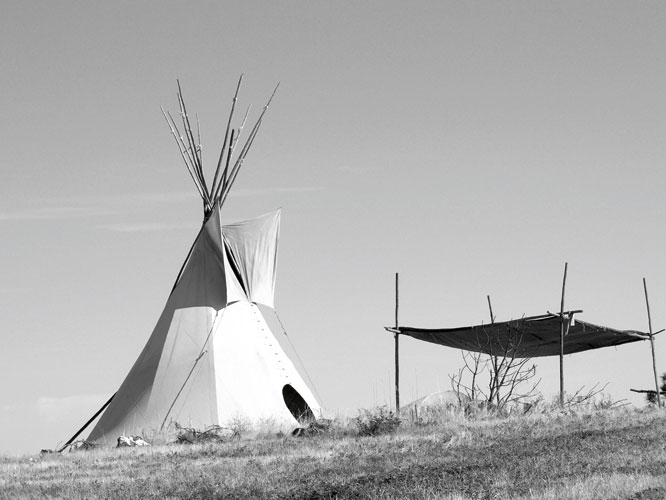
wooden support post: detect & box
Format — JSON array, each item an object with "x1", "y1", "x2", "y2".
[
  {"x1": 643, "y1": 278, "x2": 662, "y2": 408},
  {"x1": 394, "y1": 272, "x2": 400, "y2": 414},
  {"x1": 487, "y1": 295, "x2": 499, "y2": 406},
  {"x1": 559, "y1": 262, "x2": 568, "y2": 407}
]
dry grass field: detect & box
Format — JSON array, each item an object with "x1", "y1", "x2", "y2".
[{"x1": 2, "y1": 406, "x2": 666, "y2": 500}]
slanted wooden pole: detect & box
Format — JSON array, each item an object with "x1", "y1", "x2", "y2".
[
  {"x1": 559, "y1": 262, "x2": 568, "y2": 407},
  {"x1": 211, "y1": 74, "x2": 243, "y2": 199},
  {"x1": 394, "y1": 272, "x2": 400, "y2": 414},
  {"x1": 643, "y1": 278, "x2": 662, "y2": 408},
  {"x1": 58, "y1": 393, "x2": 116, "y2": 452}
]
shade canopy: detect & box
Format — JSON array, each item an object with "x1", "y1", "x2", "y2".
[{"x1": 390, "y1": 312, "x2": 652, "y2": 358}]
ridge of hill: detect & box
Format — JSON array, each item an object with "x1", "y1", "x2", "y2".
[{"x1": 1, "y1": 407, "x2": 665, "y2": 499}]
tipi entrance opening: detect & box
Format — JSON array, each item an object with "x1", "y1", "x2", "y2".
[{"x1": 282, "y1": 384, "x2": 315, "y2": 424}]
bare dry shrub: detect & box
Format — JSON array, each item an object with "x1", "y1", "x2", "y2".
[
  {"x1": 450, "y1": 318, "x2": 540, "y2": 414},
  {"x1": 175, "y1": 424, "x2": 229, "y2": 444}
]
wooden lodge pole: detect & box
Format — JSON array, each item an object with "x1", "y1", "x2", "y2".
[
  {"x1": 643, "y1": 278, "x2": 662, "y2": 408},
  {"x1": 394, "y1": 272, "x2": 400, "y2": 414},
  {"x1": 559, "y1": 262, "x2": 568, "y2": 407},
  {"x1": 58, "y1": 392, "x2": 116, "y2": 452}
]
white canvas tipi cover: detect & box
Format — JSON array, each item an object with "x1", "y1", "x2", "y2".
[{"x1": 87, "y1": 208, "x2": 320, "y2": 443}]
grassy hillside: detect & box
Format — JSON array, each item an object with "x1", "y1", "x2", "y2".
[{"x1": 2, "y1": 407, "x2": 665, "y2": 500}]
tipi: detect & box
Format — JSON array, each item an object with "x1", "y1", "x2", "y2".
[{"x1": 78, "y1": 78, "x2": 321, "y2": 445}]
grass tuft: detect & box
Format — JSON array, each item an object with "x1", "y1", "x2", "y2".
[{"x1": 354, "y1": 407, "x2": 401, "y2": 436}]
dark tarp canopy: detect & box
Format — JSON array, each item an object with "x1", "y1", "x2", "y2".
[{"x1": 388, "y1": 312, "x2": 652, "y2": 358}]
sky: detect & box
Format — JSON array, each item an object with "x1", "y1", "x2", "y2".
[{"x1": 2, "y1": 1, "x2": 666, "y2": 456}]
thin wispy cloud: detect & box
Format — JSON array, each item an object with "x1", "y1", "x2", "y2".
[
  {"x1": 55, "y1": 187, "x2": 323, "y2": 205},
  {"x1": 0, "y1": 206, "x2": 120, "y2": 222},
  {"x1": 99, "y1": 222, "x2": 193, "y2": 232},
  {"x1": 35, "y1": 394, "x2": 108, "y2": 424},
  {"x1": 0, "y1": 186, "x2": 322, "y2": 224},
  {"x1": 229, "y1": 186, "x2": 324, "y2": 197},
  {"x1": 338, "y1": 164, "x2": 374, "y2": 175},
  {"x1": 0, "y1": 192, "x2": 192, "y2": 223},
  {"x1": 101, "y1": 191, "x2": 194, "y2": 204},
  {"x1": 45, "y1": 191, "x2": 194, "y2": 207},
  {"x1": 1, "y1": 394, "x2": 109, "y2": 424}
]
